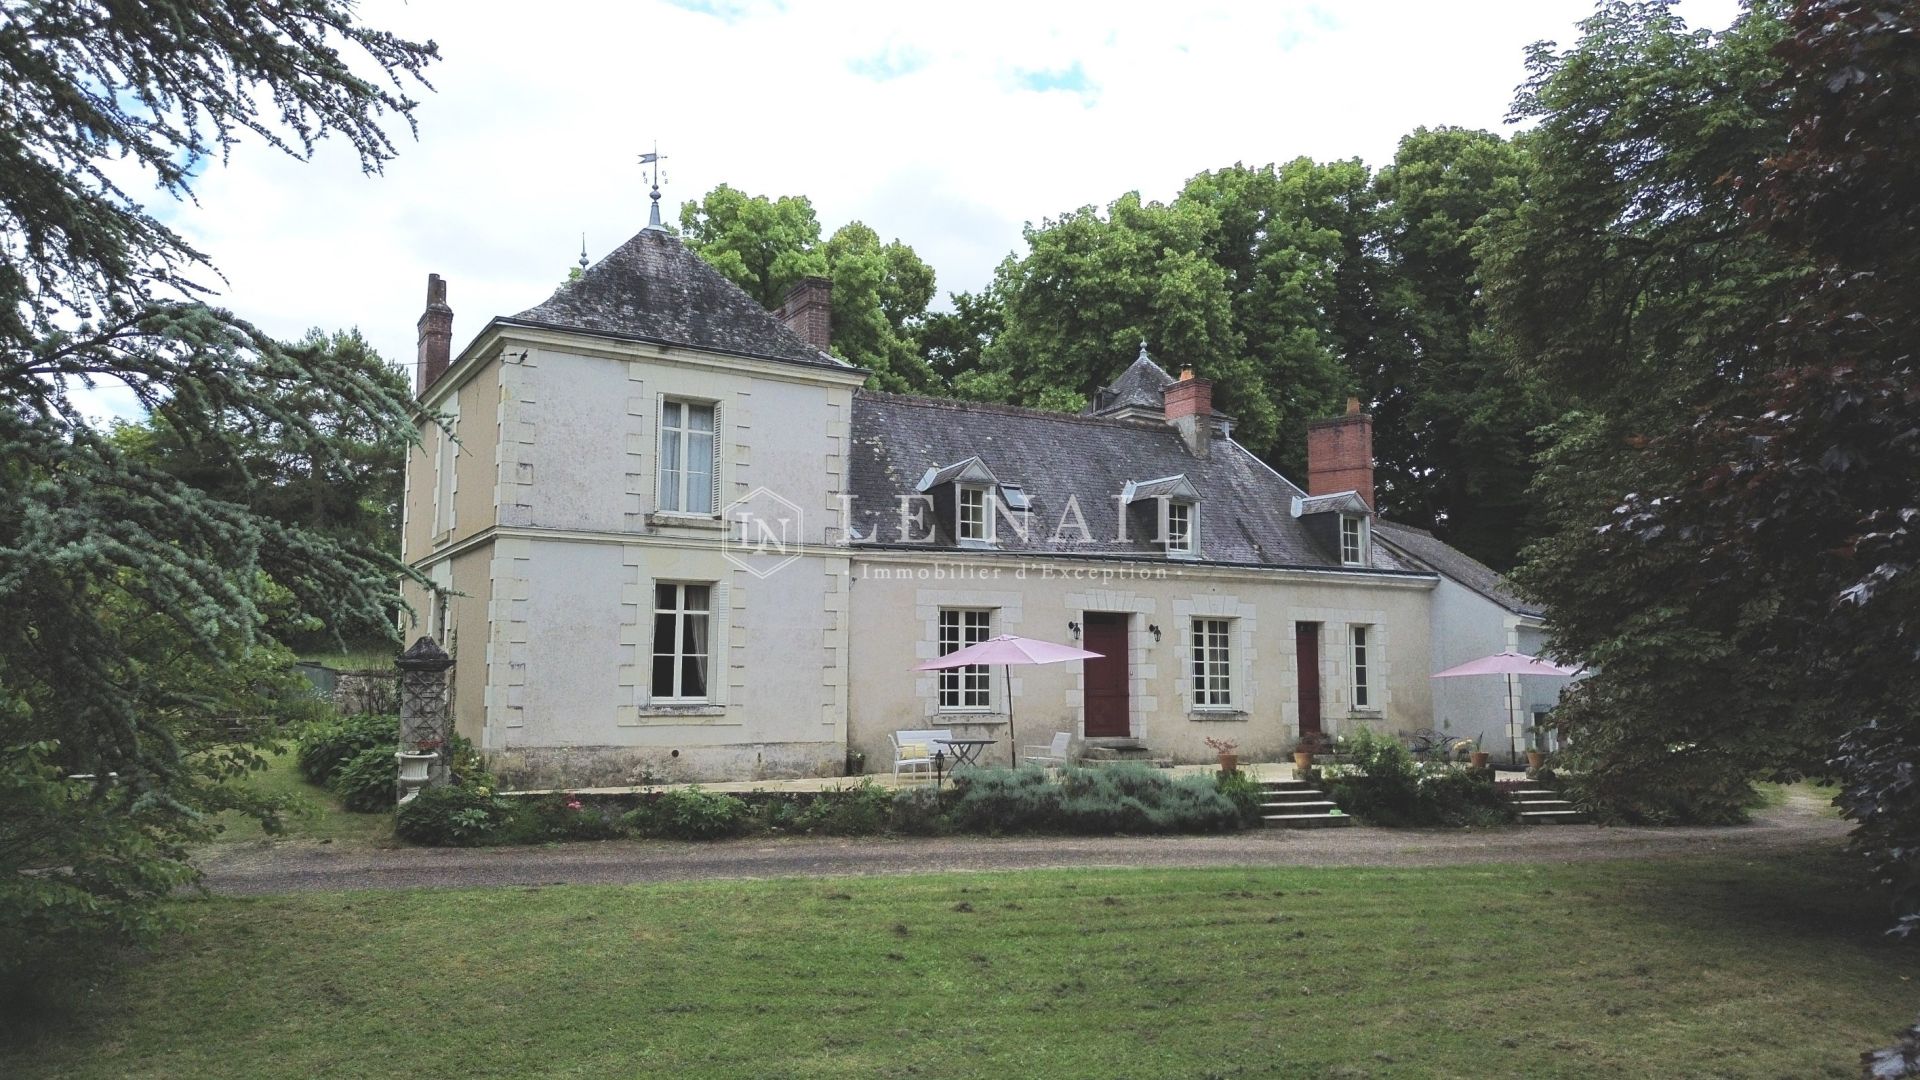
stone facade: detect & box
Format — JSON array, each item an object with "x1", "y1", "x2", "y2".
[{"x1": 399, "y1": 223, "x2": 1538, "y2": 789}]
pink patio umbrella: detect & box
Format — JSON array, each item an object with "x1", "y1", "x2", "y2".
[
  {"x1": 1431, "y1": 651, "x2": 1581, "y2": 762},
  {"x1": 914, "y1": 634, "x2": 1103, "y2": 767}
]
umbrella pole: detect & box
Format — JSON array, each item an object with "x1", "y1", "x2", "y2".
[
  {"x1": 1507, "y1": 672, "x2": 1517, "y2": 764},
  {"x1": 1006, "y1": 665, "x2": 1017, "y2": 768}
]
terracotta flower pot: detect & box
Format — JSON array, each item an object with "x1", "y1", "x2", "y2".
[
  {"x1": 1293, "y1": 751, "x2": 1314, "y2": 773},
  {"x1": 1217, "y1": 753, "x2": 1238, "y2": 776},
  {"x1": 1470, "y1": 751, "x2": 1490, "y2": 769},
  {"x1": 1526, "y1": 750, "x2": 1546, "y2": 770}
]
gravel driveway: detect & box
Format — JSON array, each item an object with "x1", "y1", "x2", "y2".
[{"x1": 195, "y1": 795, "x2": 1847, "y2": 896}]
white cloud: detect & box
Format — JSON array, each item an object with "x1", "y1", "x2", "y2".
[{"x1": 160, "y1": 0, "x2": 1745, "y2": 386}]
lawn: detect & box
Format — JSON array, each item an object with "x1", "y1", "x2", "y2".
[
  {"x1": 4, "y1": 851, "x2": 1913, "y2": 1078},
  {"x1": 207, "y1": 749, "x2": 393, "y2": 848}
]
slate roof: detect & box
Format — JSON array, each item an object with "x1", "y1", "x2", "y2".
[
  {"x1": 1089, "y1": 349, "x2": 1176, "y2": 416},
  {"x1": 848, "y1": 390, "x2": 1423, "y2": 573},
  {"x1": 1373, "y1": 521, "x2": 1540, "y2": 616},
  {"x1": 505, "y1": 227, "x2": 852, "y2": 370}
]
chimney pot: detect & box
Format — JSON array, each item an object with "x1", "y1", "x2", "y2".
[
  {"x1": 777, "y1": 276, "x2": 833, "y2": 351},
  {"x1": 415, "y1": 273, "x2": 454, "y2": 395},
  {"x1": 1307, "y1": 404, "x2": 1375, "y2": 511}
]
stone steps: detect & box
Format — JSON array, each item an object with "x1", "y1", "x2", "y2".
[
  {"x1": 1256, "y1": 779, "x2": 1351, "y2": 829},
  {"x1": 1509, "y1": 786, "x2": 1589, "y2": 824}
]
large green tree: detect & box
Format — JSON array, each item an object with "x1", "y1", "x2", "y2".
[
  {"x1": 0, "y1": 1, "x2": 435, "y2": 994},
  {"x1": 107, "y1": 328, "x2": 412, "y2": 650},
  {"x1": 1489, "y1": 0, "x2": 1806, "y2": 823},
  {"x1": 1371, "y1": 127, "x2": 1541, "y2": 568},
  {"x1": 677, "y1": 186, "x2": 938, "y2": 391},
  {"x1": 958, "y1": 192, "x2": 1280, "y2": 448}
]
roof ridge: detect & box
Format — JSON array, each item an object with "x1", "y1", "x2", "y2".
[
  {"x1": 511, "y1": 226, "x2": 843, "y2": 369},
  {"x1": 855, "y1": 388, "x2": 1185, "y2": 433}
]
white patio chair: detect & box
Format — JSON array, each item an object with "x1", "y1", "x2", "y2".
[
  {"x1": 891, "y1": 729, "x2": 953, "y2": 779},
  {"x1": 1024, "y1": 731, "x2": 1072, "y2": 770}
]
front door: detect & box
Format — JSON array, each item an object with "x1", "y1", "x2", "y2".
[
  {"x1": 1295, "y1": 622, "x2": 1323, "y2": 736},
  {"x1": 1082, "y1": 613, "x2": 1130, "y2": 738}
]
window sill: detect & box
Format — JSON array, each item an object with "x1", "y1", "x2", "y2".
[
  {"x1": 638, "y1": 703, "x2": 725, "y2": 717},
  {"x1": 1189, "y1": 708, "x2": 1247, "y2": 720},
  {"x1": 647, "y1": 512, "x2": 725, "y2": 531}
]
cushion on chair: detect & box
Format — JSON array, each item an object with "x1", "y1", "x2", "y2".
[{"x1": 897, "y1": 743, "x2": 929, "y2": 760}]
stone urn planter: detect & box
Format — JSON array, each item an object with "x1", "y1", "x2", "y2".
[
  {"x1": 1526, "y1": 749, "x2": 1546, "y2": 771},
  {"x1": 395, "y1": 750, "x2": 436, "y2": 803},
  {"x1": 1217, "y1": 753, "x2": 1239, "y2": 775},
  {"x1": 1293, "y1": 751, "x2": 1314, "y2": 773},
  {"x1": 1470, "y1": 751, "x2": 1490, "y2": 770}
]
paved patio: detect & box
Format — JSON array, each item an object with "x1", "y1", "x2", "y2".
[{"x1": 508, "y1": 760, "x2": 1537, "y2": 797}]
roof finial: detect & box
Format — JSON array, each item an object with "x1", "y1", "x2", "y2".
[
  {"x1": 1138, "y1": 339, "x2": 1150, "y2": 362},
  {"x1": 578, "y1": 233, "x2": 589, "y2": 270},
  {"x1": 639, "y1": 142, "x2": 668, "y2": 230}
]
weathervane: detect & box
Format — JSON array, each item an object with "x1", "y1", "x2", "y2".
[{"x1": 639, "y1": 143, "x2": 668, "y2": 229}]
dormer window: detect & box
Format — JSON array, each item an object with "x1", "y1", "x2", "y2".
[
  {"x1": 957, "y1": 485, "x2": 989, "y2": 543},
  {"x1": 1166, "y1": 500, "x2": 1195, "y2": 556},
  {"x1": 1340, "y1": 514, "x2": 1368, "y2": 566}
]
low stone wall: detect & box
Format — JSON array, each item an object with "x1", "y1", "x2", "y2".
[
  {"x1": 487, "y1": 739, "x2": 843, "y2": 790},
  {"x1": 332, "y1": 669, "x2": 400, "y2": 715}
]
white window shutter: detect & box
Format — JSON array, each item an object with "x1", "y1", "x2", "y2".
[
  {"x1": 652, "y1": 393, "x2": 663, "y2": 513},
  {"x1": 710, "y1": 579, "x2": 730, "y2": 706},
  {"x1": 710, "y1": 402, "x2": 723, "y2": 516}
]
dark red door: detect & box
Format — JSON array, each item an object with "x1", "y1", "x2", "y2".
[
  {"x1": 1295, "y1": 622, "x2": 1322, "y2": 735},
  {"x1": 1082, "y1": 613, "x2": 1130, "y2": 737}
]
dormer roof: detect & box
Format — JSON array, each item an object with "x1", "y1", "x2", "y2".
[
  {"x1": 506, "y1": 226, "x2": 853, "y2": 371},
  {"x1": 916, "y1": 456, "x2": 999, "y2": 491},
  {"x1": 1290, "y1": 491, "x2": 1371, "y2": 517},
  {"x1": 1122, "y1": 474, "x2": 1199, "y2": 503}
]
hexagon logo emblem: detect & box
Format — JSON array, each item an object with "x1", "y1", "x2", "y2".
[{"x1": 722, "y1": 486, "x2": 806, "y2": 579}]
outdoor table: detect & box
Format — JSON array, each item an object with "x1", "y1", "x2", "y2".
[{"x1": 935, "y1": 737, "x2": 997, "y2": 768}]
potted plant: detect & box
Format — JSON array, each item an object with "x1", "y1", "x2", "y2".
[
  {"x1": 845, "y1": 749, "x2": 866, "y2": 777},
  {"x1": 1465, "y1": 741, "x2": 1490, "y2": 770},
  {"x1": 1526, "y1": 748, "x2": 1546, "y2": 771},
  {"x1": 1291, "y1": 732, "x2": 1329, "y2": 774},
  {"x1": 1204, "y1": 736, "x2": 1239, "y2": 775}
]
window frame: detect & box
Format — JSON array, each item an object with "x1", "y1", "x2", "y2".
[
  {"x1": 956, "y1": 484, "x2": 990, "y2": 543},
  {"x1": 1340, "y1": 514, "x2": 1368, "y2": 566},
  {"x1": 937, "y1": 608, "x2": 993, "y2": 711},
  {"x1": 1350, "y1": 624, "x2": 1375, "y2": 711},
  {"x1": 1165, "y1": 500, "x2": 1196, "y2": 556},
  {"x1": 651, "y1": 582, "x2": 714, "y2": 704},
  {"x1": 1191, "y1": 616, "x2": 1234, "y2": 709},
  {"x1": 657, "y1": 397, "x2": 719, "y2": 517}
]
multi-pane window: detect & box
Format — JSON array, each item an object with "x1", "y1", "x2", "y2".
[
  {"x1": 1192, "y1": 617, "x2": 1233, "y2": 708},
  {"x1": 1340, "y1": 515, "x2": 1366, "y2": 565},
  {"x1": 1166, "y1": 501, "x2": 1194, "y2": 555},
  {"x1": 1350, "y1": 624, "x2": 1372, "y2": 709},
  {"x1": 659, "y1": 399, "x2": 717, "y2": 515},
  {"x1": 957, "y1": 485, "x2": 989, "y2": 542},
  {"x1": 651, "y1": 583, "x2": 712, "y2": 702},
  {"x1": 938, "y1": 608, "x2": 992, "y2": 709}
]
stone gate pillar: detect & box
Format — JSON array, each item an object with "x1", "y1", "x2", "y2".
[{"x1": 397, "y1": 636, "x2": 455, "y2": 792}]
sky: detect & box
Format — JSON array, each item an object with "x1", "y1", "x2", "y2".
[{"x1": 106, "y1": 0, "x2": 1740, "y2": 416}]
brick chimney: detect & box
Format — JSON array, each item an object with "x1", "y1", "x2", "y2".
[
  {"x1": 1307, "y1": 396, "x2": 1375, "y2": 510},
  {"x1": 415, "y1": 273, "x2": 454, "y2": 394},
  {"x1": 1162, "y1": 365, "x2": 1214, "y2": 459},
  {"x1": 776, "y1": 276, "x2": 832, "y2": 351}
]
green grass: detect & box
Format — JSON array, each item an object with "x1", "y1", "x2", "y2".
[
  {"x1": 208, "y1": 750, "x2": 393, "y2": 848},
  {"x1": 5, "y1": 851, "x2": 1913, "y2": 1078},
  {"x1": 1756, "y1": 779, "x2": 1843, "y2": 816},
  {"x1": 294, "y1": 647, "x2": 395, "y2": 671}
]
